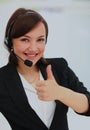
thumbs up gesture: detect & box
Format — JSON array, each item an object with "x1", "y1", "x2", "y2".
[{"x1": 35, "y1": 64, "x2": 60, "y2": 101}]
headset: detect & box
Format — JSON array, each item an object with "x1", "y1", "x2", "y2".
[
  {"x1": 4, "y1": 11, "x2": 39, "y2": 67},
  {"x1": 4, "y1": 11, "x2": 36, "y2": 49}
]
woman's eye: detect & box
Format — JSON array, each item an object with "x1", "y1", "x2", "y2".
[
  {"x1": 20, "y1": 38, "x2": 29, "y2": 43},
  {"x1": 37, "y1": 38, "x2": 45, "y2": 42}
]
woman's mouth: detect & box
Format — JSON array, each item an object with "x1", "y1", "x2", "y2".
[{"x1": 24, "y1": 53, "x2": 38, "y2": 60}]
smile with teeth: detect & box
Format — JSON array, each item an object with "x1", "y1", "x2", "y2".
[{"x1": 24, "y1": 53, "x2": 38, "y2": 60}]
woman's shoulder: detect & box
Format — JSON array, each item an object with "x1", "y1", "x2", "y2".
[
  {"x1": 0, "y1": 64, "x2": 9, "y2": 73},
  {"x1": 0, "y1": 63, "x2": 16, "y2": 78},
  {"x1": 46, "y1": 57, "x2": 68, "y2": 68}
]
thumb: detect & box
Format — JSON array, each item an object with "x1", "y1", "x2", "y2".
[{"x1": 46, "y1": 64, "x2": 55, "y2": 80}]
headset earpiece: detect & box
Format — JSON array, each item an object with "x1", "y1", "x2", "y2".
[
  {"x1": 4, "y1": 37, "x2": 8, "y2": 46},
  {"x1": 4, "y1": 37, "x2": 12, "y2": 48}
]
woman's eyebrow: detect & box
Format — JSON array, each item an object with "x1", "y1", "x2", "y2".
[{"x1": 23, "y1": 35, "x2": 45, "y2": 38}]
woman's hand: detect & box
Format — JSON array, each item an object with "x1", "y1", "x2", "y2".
[
  {"x1": 35, "y1": 65, "x2": 89, "y2": 113},
  {"x1": 35, "y1": 65, "x2": 60, "y2": 101}
]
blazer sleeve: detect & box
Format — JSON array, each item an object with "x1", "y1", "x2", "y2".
[
  {"x1": 66, "y1": 63, "x2": 90, "y2": 116},
  {"x1": 50, "y1": 58, "x2": 90, "y2": 116}
]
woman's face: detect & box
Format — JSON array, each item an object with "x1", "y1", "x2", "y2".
[{"x1": 12, "y1": 22, "x2": 46, "y2": 66}]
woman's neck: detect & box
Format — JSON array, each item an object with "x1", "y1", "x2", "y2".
[
  {"x1": 17, "y1": 62, "x2": 40, "y2": 86},
  {"x1": 17, "y1": 61, "x2": 38, "y2": 74}
]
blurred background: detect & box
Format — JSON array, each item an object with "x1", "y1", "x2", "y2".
[{"x1": 0, "y1": 0, "x2": 90, "y2": 130}]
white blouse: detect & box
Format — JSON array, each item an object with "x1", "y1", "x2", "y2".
[{"x1": 19, "y1": 72, "x2": 56, "y2": 128}]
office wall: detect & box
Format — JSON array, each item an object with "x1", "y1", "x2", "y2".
[{"x1": 0, "y1": 1, "x2": 90, "y2": 130}]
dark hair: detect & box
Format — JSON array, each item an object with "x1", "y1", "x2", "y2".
[{"x1": 4, "y1": 8, "x2": 48, "y2": 66}]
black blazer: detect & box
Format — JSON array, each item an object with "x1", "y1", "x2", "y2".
[{"x1": 0, "y1": 58, "x2": 90, "y2": 130}]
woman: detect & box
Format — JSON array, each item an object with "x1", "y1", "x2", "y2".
[{"x1": 0, "y1": 8, "x2": 90, "y2": 130}]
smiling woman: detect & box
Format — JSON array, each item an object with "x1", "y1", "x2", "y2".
[
  {"x1": 4, "y1": 8, "x2": 48, "y2": 66},
  {"x1": 12, "y1": 22, "x2": 46, "y2": 66},
  {"x1": 0, "y1": 7, "x2": 90, "y2": 130}
]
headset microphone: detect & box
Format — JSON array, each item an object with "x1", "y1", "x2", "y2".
[
  {"x1": 14, "y1": 53, "x2": 33, "y2": 67},
  {"x1": 24, "y1": 59, "x2": 33, "y2": 67}
]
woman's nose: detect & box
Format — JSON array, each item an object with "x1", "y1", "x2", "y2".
[{"x1": 28, "y1": 42, "x2": 37, "y2": 51}]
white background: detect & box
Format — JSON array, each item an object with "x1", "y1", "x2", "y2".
[{"x1": 0, "y1": 0, "x2": 90, "y2": 130}]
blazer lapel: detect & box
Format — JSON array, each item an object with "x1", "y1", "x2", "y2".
[{"x1": 4, "y1": 64, "x2": 48, "y2": 129}]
